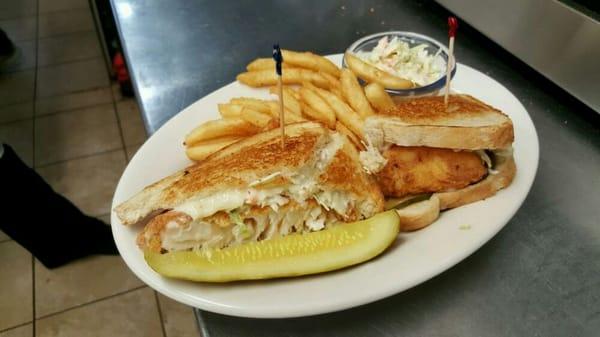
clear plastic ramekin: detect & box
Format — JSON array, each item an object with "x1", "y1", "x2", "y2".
[{"x1": 343, "y1": 31, "x2": 456, "y2": 97}]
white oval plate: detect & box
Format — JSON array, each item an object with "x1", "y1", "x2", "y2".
[{"x1": 112, "y1": 54, "x2": 539, "y2": 318}]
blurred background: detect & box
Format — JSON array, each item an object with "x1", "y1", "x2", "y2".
[{"x1": 0, "y1": 1, "x2": 196, "y2": 337}]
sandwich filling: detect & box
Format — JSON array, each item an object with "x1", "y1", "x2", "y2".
[
  {"x1": 138, "y1": 200, "x2": 344, "y2": 252},
  {"x1": 361, "y1": 144, "x2": 490, "y2": 198},
  {"x1": 137, "y1": 133, "x2": 376, "y2": 253}
]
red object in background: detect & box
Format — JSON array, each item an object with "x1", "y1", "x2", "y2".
[
  {"x1": 112, "y1": 52, "x2": 129, "y2": 82},
  {"x1": 112, "y1": 52, "x2": 134, "y2": 97},
  {"x1": 448, "y1": 16, "x2": 458, "y2": 37},
  {"x1": 444, "y1": 16, "x2": 458, "y2": 106}
]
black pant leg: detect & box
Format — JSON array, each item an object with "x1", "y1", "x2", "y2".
[{"x1": 0, "y1": 144, "x2": 117, "y2": 268}]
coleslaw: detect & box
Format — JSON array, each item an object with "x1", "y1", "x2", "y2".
[{"x1": 356, "y1": 36, "x2": 445, "y2": 86}]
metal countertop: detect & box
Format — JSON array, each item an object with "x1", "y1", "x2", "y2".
[{"x1": 110, "y1": 0, "x2": 600, "y2": 336}]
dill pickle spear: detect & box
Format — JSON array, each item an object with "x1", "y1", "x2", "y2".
[{"x1": 144, "y1": 210, "x2": 400, "y2": 282}]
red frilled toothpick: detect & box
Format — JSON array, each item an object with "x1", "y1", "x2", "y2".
[
  {"x1": 272, "y1": 44, "x2": 285, "y2": 149},
  {"x1": 444, "y1": 16, "x2": 458, "y2": 107}
]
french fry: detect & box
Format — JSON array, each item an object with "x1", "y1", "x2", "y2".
[
  {"x1": 267, "y1": 101, "x2": 306, "y2": 123},
  {"x1": 236, "y1": 70, "x2": 271, "y2": 87},
  {"x1": 186, "y1": 136, "x2": 241, "y2": 161},
  {"x1": 237, "y1": 68, "x2": 328, "y2": 88},
  {"x1": 320, "y1": 71, "x2": 341, "y2": 89},
  {"x1": 344, "y1": 52, "x2": 413, "y2": 89},
  {"x1": 309, "y1": 73, "x2": 332, "y2": 89},
  {"x1": 229, "y1": 97, "x2": 271, "y2": 114},
  {"x1": 308, "y1": 83, "x2": 365, "y2": 139},
  {"x1": 364, "y1": 82, "x2": 396, "y2": 112},
  {"x1": 281, "y1": 112, "x2": 306, "y2": 124},
  {"x1": 266, "y1": 101, "x2": 294, "y2": 119},
  {"x1": 264, "y1": 118, "x2": 306, "y2": 131},
  {"x1": 281, "y1": 87, "x2": 302, "y2": 115},
  {"x1": 269, "y1": 86, "x2": 302, "y2": 116},
  {"x1": 185, "y1": 118, "x2": 259, "y2": 146},
  {"x1": 266, "y1": 101, "x2": 279, "y2": 118},
  {"x1": 288, "y1": 86, "x2": 301, "y2": 100},
  {"x1": 218, "y1": 103, "x2": 244, "y2": 119},
  {"x1": 331, "y1": 87, "x2": 344, "y2": 99},
  {"x1": 325, "y1": 100, "x2": 364, "y2": 141},
  {"x1": 285, "y1": 112, "x2": 307, "y2": 123},
  {"x1": 246, "y1": 58, "x2": 292, "y2": 71},
  {"x1": 336, "y1": 121, "x2": 365, "y2": 151},
  {"x1": 239, "y1": 107, "x2": 272, "y2": 128},
  {"x1": 319, "y1": 71, "x2": 344, "y2": 99},
  {"x1": 273, "y1": 86, "x2": 302, "y2": 101},
  {"x1": 301, "y1": 81, "x2": 322, "y2": 95},
  {"x1": 282, "y1": 50, "x2": 340, "y2": 77},
  {"x1": 300, "y1": 102, "x2": 322, "y2": 125},
  {"x1": 299, "y1": 85, "x2": 336, "y2": 128},
  {"x1": 340, "y1": 68, "x2": 375, "y2": 118},
  {"x1": 264, "y1": 118, "x2": 280, "y2": 131}
]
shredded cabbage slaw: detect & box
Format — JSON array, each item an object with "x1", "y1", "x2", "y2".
[{"x1": 356, "y1": 36, "x2": 444, "y2": 86}]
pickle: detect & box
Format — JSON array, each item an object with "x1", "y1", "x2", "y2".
[{"x1": 145, "y1": 210, "x2": 400, "y2": 282}]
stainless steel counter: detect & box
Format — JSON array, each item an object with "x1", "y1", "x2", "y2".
[
  {"x1": 436, "y1": 0, "x2": 600, "y2": 113},
  {"x1": 110, "y1": 0, "x2": 600, "y2": 336}
]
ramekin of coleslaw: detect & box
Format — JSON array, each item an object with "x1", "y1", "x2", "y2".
[{"x1": 343, "y1": 31, "x2": 456, "y2": 96}]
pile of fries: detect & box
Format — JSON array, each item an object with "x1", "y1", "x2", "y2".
[{"x1": 184, "y1": 50, "x2": 398, "y2": 161}]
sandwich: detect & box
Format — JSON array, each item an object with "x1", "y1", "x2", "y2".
[
  {"x1": 115, "y1": 121, "x2": 384, "y2": 253},
  {"x1": 360, "y1": 94, "x2": 516, "y2": 230}
]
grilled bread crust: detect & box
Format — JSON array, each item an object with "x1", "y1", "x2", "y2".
[
  {"x1": 365, "y1": 94, "x2": 514, "y2": 150},
  {"x1": 115, "y1": 122, "x2": 383, "y2": 226}
]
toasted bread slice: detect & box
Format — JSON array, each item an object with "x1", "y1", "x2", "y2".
[
  {"x1": 395, "y1": 195, "x2": 440, "y2": 232},
  {"x1": 364, "y1": 94, "x2": 514, "y2": 150},
  {"x1": 115, "y1": 122, "x2": 383, "y2": 226}
]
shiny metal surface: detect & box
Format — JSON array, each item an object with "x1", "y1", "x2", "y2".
[
  {"x1": 110, "y1": 0, "x2": 600, "y2": 336},
  {"x1": 436, "y1": 0, "x2": 600, "y2": 113}
]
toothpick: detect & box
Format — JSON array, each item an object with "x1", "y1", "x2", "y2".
[
  {"x1": 272, "y1": 44, "x2": 285, "y2": 149},
  {"x1": 277, "y1": 76, "x2": 285, "y2": 147},
  {"x1": 444, "y1": 37, "x2": 454, "y2": 106},
  {"x1": 444, "y1": 17, "x2": 458, "y2": 107}
]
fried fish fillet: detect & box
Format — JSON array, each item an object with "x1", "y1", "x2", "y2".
[{"x1": 376, "y1": 146, "x2": 487, "y2": 198}]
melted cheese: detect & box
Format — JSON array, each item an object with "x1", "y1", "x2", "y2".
[
  {"x1": 173, "y1": 190, "x2": 247, "y2": 220},
  {"x1": 173, "y1": 187, "x2": 290, "y2": 221}
]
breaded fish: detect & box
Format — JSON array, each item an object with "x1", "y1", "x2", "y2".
[{"x1": 376, "y1": 146, "x2": 487, "y2": 198}]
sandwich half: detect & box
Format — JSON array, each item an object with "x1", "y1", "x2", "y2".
[
  {"x1": 361, "y1": 94, "x2": 516, "y2": 230},
  {"x1": 115, "y1": 122, "x2": 384, "y2": 252}
]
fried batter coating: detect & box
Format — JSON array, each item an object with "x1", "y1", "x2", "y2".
[{"x1": 376, "y1": 146, "x2": 487, "y2": 198}]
